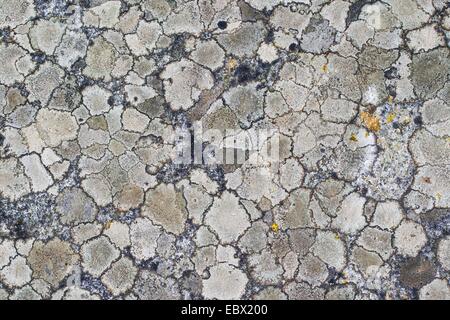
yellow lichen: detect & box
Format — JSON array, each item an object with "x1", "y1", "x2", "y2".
[
  {"x1": 386, "y1": 112, "x2": 396, "y2": 123},
  {"x1": 361, "y1": 111, "x2": 381, "y2": 132},
  {"x1": 104, "y1": 221, "x2": 112, "y2": 230},
  {"x1": 321, "y1": 64, "x2": 328, "y2": 73},
  {"x1": 271, "y1": 223, "x2": 279, "y2": 233},
  {"x1": 227, "y1": 58, "x2": 238, "y2": 71},
  {"x1": 350, "y1": 133, "x2": 358, "y2": 142},
  {"x1": 341, "y1": 271, "x2": 349, "y2": 285},
  {"x1": 388, "y1": 95, "x2": 394, "y2": 104}
]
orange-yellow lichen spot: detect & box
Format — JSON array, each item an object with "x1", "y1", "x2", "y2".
[
  {"x1": 341, "y1": 271, "x2": 349, "y2": 284},
  {"x1": 361, "y1": 111, "x2": 381, "y2": 132},
  {"x1": 386, "y1": 112, "x2": 396, "y2": 123},
  {"x1": 271, "y1": 223, "x2": 279, "y2": 233},
  {"x1": 227, "y1": 58, "x2": 238, "y2": 71},
  {"x1": 105, "y1": 221, "x2": 112, "y2": 230},
  {"x1": 350, "y1": 133, "x2": 358, "y2": 142}
]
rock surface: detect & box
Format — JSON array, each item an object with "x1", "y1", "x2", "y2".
[{"x1": 0, "y1": 0, "x2": 449, "y2": 300}]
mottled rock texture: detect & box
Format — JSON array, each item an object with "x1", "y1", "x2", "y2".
[{"x1": 0, "y1": 0, "x2": 449, "y2": 300}]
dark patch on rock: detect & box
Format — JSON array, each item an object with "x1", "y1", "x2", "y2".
[
  {"x1": 264, "y1": 28, "x2": 275, "y2": 43},
  {"x1": 167, "y1": 34, "x2": 188, "y2": 60},
  {"x1": 346, "y1": 0, "x2": 378, "y2": 28},
  {"x1": 70, "y1": 57, "x2": 87, "y2": 75},
  {"x1": 200, "y1": 31, "x2": 212, "y2": 40},
  {"x1": 384, "y1": 67, "x2": 399, "y2": 80},
  {"x1": 136, "y1": 95, "x2": 166, "y2": 119},
  {"x1": 164, "y1": 106, "x2": 191, "y2": 130},
  {"x1": 232, "y1": 61, "x2": 271, "y2": 86},
  {"x1": 82, "y1": 26, "x2": 103, "y2": 41},
  {"x1": 399, "y1": 256, "x2": 437, "y2": 289},
  {"x1": 0, "y1": 27, "x2": 13, "y2": 43},
  {"x1": 235, "y1": 64, "x2": 256, "y2": 83},
  {"x1": 387, "y1": 85, "x2": 397, "y2": 98},
  {"x1": 80, "y1": 272, "x2": 112, "y2": 299},
  {"x1": 138, "y1": 257, "x2": 162, "y2": 273},
  {"x1": 217, "y1": 21, "x2": 228, "y2": 30},
  {"x1": 0, "y1": 192, "x2": 62, "y2": 240},
  {"x1": 326, "y1": 268, "x2": 345, "y2": 286},
  {"x1": 359, "y1": 187, "x2": 368, "y2": 196},
  {"x1": 34, "y1": 0, "x2": 71, "y2": 18},
  {"x1": 76, "y1": 75, "x2": 93, "y2": 91},
  {"x1": 176, "y1": 221, "x2": 197, "y2": 255},
  {"x1": 421, "y1": 208, "x2": 450, "y2": 224},
  {"x1": 79, "y1": 0, "x2": 91, "y2": 9},
  {"x1": 411, "y1": 48, "x2": 450, "y2": 99},
  {"x1": 238, "y1": 0, "x2": 265, "y2": 22},
  {"x1": 156, "y1": 163, "x2": 192, "y2": 184},
  {"x1": 421, "y1": 208, "x2": 450, "y2": 239},
  {"x1": 413, "y1": 116, "x2": 423, "y2": 126},
  {"x1": 107, "y1": 95, "x2": 115, "y2": 106},
  {"x1": 205, "y1": 165, "x2": 226, "y2": 191},
  {"x1": 31, "y1": 51, "x2": 46, "y2": 64},
  {"x1": 180, "y1": 270, "x2": 203, "y2": 299}
]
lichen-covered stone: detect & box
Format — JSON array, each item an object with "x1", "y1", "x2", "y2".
[
  {"x1": 204, "y1": 191, "x2": 250, "y2": 244},
  {"x1": 102, "y1": 257, "x2": 137, "y2": 296},
  {"x1": 394, "y1": 220, "x2": 428, "y2": 257},
  {"x1": 28, "y1": 239, "x2": 79, "y2": 288},
  {"x1": 81, "y1": 236, "x2": 120, "y2": 277},
  {"x1": 202, "y1": 264, "x2": 248, "y2": 300},
  {"x1": 142, "y1": 184, "x2": 187, "y2": 235},
  {"x1": 0, "y1": 0, "x2": 448, "y2": 301},
  {"x1": 56, "y1": 187, "x2": 98, "y2": 225}
]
